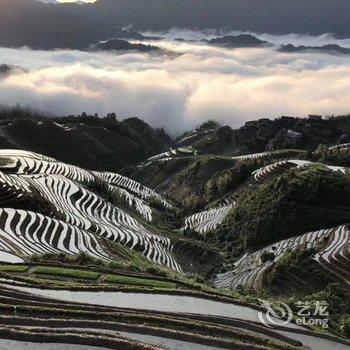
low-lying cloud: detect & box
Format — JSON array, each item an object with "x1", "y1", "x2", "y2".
[
  {"x1": 144, "y1": 29, "x2": 350, "y2": 48},
  {"x1": 0, "y1": 32, "x2": 350, "y2": 135}
]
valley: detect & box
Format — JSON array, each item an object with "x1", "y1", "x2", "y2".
[{"x1": 0, "y1": 112, "x2": 348, "y2": 349}]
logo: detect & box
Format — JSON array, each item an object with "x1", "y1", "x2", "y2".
[
  {"x1": 258, "y1": 299, "x2": 329, "y2": 329},
  {"x1": 258, "y1": 299, "x2": 293, "y2": 327}
]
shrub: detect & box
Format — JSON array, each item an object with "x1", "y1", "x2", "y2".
[
  {"x1": 260, "y1": 251, "x2": 275, "y2": 263},
  {"x1": 148, "y1": 196, "x2": 166, "y2": 211}
]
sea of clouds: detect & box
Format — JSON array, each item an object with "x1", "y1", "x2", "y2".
[{"x1": 0, "y1": 31, "x2": 350, "y2": 135}]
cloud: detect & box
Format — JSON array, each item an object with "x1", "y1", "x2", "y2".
[
  {"x1": 0, "y1": 33, "x2": 349, "y2": 135},
  {"x1": 143, "y1": 29, "x2": 350, "y2": 48}
]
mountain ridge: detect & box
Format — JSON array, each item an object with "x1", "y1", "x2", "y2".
[
  {"x1": 59, "y1": 0, "x2": 350, "y2": 37},
  {"x1": 0, "y1": 0, "x2": 142, "y2": 49},
  {"x1": 0, "y1": 108, "x2": 172, "y2": 171},
  {"x1": 1, "y1": 0, "x2": 350, "y2": 51}
]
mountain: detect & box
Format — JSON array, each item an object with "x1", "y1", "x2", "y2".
[
  {"x1": 59, "y1": 0, "x2": 350, "y2": 37},
  {"x1": 2, "y1": 147, "x2": 345, "y2": 349},
  {"x1": 203, "y1": 34, "x2": 271, "y2": 48},
  {"x1": 0, "y1": 0, "x2": 142, "y2": 49},
  {"x1": 202, "y1": 36, "x2": 350, "y2": 56},
  {"x1": 280, "y1": 43, "x2": 350, "y2": 55},
  {"x1": 0, "y1": 109, "x2": 171, "y2": 171},
  {"x1": 0, "y1": 112, "x2": 348, "y2": 348},
  {"x1": 0, "y1": 64, "x2": 25, "y2": 77},
  {"x1": 0, "y1": 110, "x2": 346, "y2": 189},
  {"x1": 2, "y1": 0, "x2": 350, "y2": 50},
  {"x1": 94, "y1": 38, "x2": 160, "y2": 52}
]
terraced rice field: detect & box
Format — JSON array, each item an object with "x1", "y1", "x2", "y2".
[
  {"x1": 0, "y1": 251, "x2": 23, "y2": 263},
  {"x1": 0, "y1": 208, "x2": 114, "y2": 263},
  {"x1": 0, "y1": 148, "x2": 348, "y2": 350},
  {"x1": 0, "y1": 279, "x2": 347, "y2": 350},
  {"x1": 314, "y1": 225, "x2": 350, "y2": 286},
  {"x1": 0, "y1": 262, "x2": 179, "y2": 289},
  {"x1": 215, "y1": 225, "x2": 350, "y2": 289},
  {"x1": 183, "y1": 202, "x2": 234, "y2": 234},
  {"x1": 253, "y1": 159, "x2": 347, "y2": 182},
  {"x1": 117, "y1": 332, "x2": 221, "y2": 350},
  {"x1": 0, "y1": 325, "x2": 166, "y2": 350},
  {"x1": 174, "y1": 129, "x2": 216, "y2": 147},
  {"x1": 0, "y1": 339, "x2": 108, "y2": 350},
  {"x1": 140, "y1": 147, "x2": 196, "y2": 168},
  {"x1": 231, "y1": 149, "x2": 305, "y2": 161},
  {"x1": 0, "y1": 283, "x2": 303, "y2": 349},
  {"x1": 142, "y1": 151, "x2": 172, "y2": 165},
  {"x1": 93, "y1": 171, "x2": 172, "y2": 210},
  {"x1": 0, "y1": 152, "x2": 95, "y2": 185},
  {"x1": 0, "y1": 150, "x2": 181, "y2": 272},
  {"x1": 328, "y1": 143, "x2": 350, "y2": 151},
  {"x1": 0, "y1": 150, "x2": 56, "y2": 162},
  {"x1": 106, "y1": 185, "x2": 153, "y2": 221}
]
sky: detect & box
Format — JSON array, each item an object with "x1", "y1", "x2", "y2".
[
  {"x1": 57, "y1": 0, "x2": 95, "y2": 3},
  {"x1": 39, "y1": 0, "x2": 95, "y2": 3},
  {"x1": 0, "y1": 31, "x2": 350, "y2": 135}
]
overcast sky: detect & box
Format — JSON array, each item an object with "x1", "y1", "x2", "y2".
[
  {"x1": 40, "y1": 0, "x2": 95, "y2": 3},
  {"x1": 1, "y1": 31, "x2": 350, "y2": 135},
  {"x1": 53, "y1": 0, "x2": 95, "y2": 3}
]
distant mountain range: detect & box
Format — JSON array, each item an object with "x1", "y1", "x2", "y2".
[
  {"x1": 279, "y1": 43, "x2": 350, "y2": 55},
  {"x1": 60, "y1": 0, "x2": 350, "y2": 37},
  {"x1": 202, "y1": 35, "x2": 350, "y2": 55},
  {"x1": 0, "y1": 0, "x2": 142, "y2": 49},
  {"x1": 1, "y1": 0, "x2": 350, "y2": 51}
]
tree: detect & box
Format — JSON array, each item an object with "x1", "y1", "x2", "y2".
[{"x1": 106, "y1": 113, "x2": 117, "y2": 122}]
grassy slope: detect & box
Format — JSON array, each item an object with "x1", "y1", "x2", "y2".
[{"x1": 34, "y1": 267, "x2": 100, "y2": 280}]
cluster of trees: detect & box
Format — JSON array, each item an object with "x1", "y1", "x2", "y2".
[
  {"x1": 0, "y1": 107, "x2": 120, "y2": 124},
  {"x1": 0, "y1": 106, "x2": 44, "y2": 124},
  {"x1": 262, "y1": 248, "x2": 327, "y2": 292},
  {"x1": 217, "y1": 165, "x2": 350, "y2": 252},
  {"x1": 177, "y1": 157, "x2": 269, "y2": 215},
  {"x1": 312, "y1": 144, "x2": 350, "y2": 167},
  {"x1": 57, "y1": 114, "x2": 171, "y2": 167},
  {"x1": 343, "y1": 318, "x2": 350, "y2": 337},
  {"x1": 0, "y1": 107, "x2": 172, "y2": 171},
  {"x1": 262, "y1": 247, "x2": 350, "y2": 337},
  {"x1": 204, "y1": 159, "x2": 260, "y2": 202}
]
